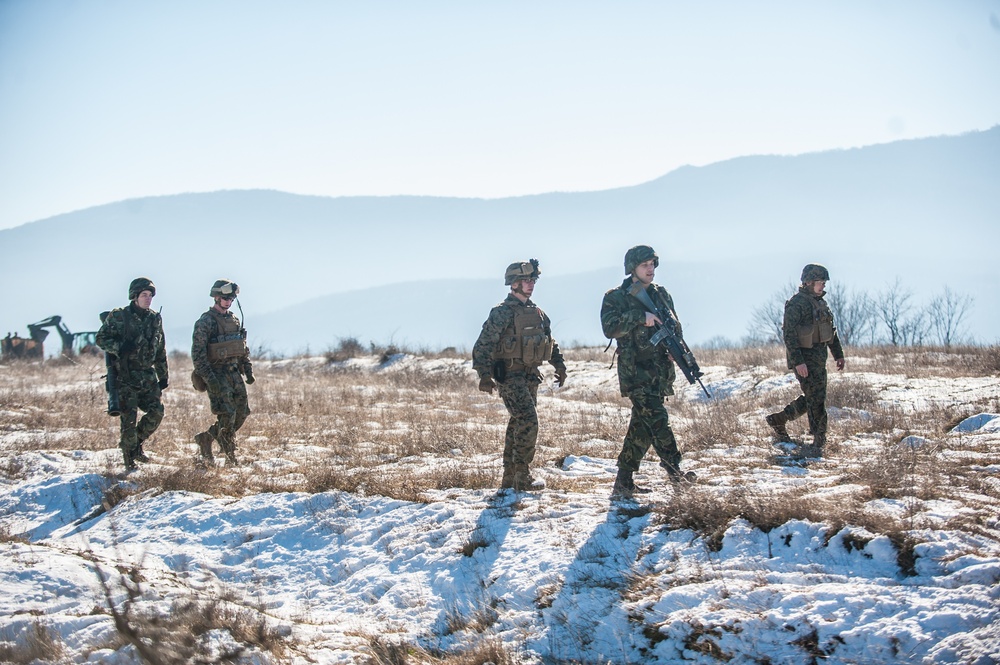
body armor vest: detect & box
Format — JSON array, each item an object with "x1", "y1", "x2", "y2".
[
  {"x1": 495, "y1": 305, "x2": 553, "y2": 367},
  {"x1": 796, "y1": 297, "x2": 835, "y2": 348},
  {"x1": 207, "y1": 311, "x2": 248, "y2": 364}
]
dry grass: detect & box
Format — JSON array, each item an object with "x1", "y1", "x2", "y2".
[{"x1": 2, "y1": 344, "x2": 998, "y2": 537}]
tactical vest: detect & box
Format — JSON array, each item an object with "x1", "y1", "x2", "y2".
[
  {"x1": 795, "y1": 296, "x2": 835, "y2": 349},
  {"x1": 495, "y1": 304, "x2": 553, "y2": 367},
  {"x1": 207, "y1": 311, "x2": 249, "y2": 364}
]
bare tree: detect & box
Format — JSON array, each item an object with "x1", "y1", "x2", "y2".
[
  {"x1": 927, "y1": 286, "x2": 974, "y2": 347},
  {"x1": 746, "y1": 283, "x2": 795, "y2": 345},
  {"x1": 826, "y1": 283, "x2": 876, "y2": 347},
  {"x1": 875, "y1": 278, "x2": 915, "y2": 346}
]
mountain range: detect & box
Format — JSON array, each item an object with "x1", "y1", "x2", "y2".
[{"x1": 1, "y1": 127, "x2": 997, "y2": 355}]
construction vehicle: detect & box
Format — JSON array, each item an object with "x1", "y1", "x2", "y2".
[
  {"x1": 23, "y1": 316, "x2": 100, "y2": 358},
  {"x1": 1, "y1": 332, "x2": 43, "y2": 360}
]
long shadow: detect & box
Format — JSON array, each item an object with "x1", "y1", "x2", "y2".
[{"x1": 537, "y1": 500, "x2": 653, "y2": 663}]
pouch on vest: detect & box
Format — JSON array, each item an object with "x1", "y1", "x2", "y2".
[
  {"x1": 495, "y1": 307, "x2": 552, "y2": 366},
  {"x1": 191, "y1": 370, "x2": 208, "y2": 392},
  {"x1": 207, "y1": 337, "x2": 249, "y2": 363}
]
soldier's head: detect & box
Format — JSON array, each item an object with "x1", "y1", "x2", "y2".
[
  {"x1": 128, "y1": 277, "x2": 156, "y2": 309},
  {"x1": 625, "y1": 245, "x2": 658, "y2": 283},
  {"x1": 210, "y1": 279, "x2": 239, "y2": 310},
  {"x1": 800, "y1": 264, "x2": 829, "y2": 294},
  {"x1": 505, "y1": 259, "x2": 540, "y2": 298}
]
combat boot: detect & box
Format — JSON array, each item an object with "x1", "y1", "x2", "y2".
[
  {"x1": 500, "y1": 464, "x2": 515, "y2": 490},
  {"x1": 121, "y1": 448, "x2": 137, "y2": 472},
  {"x1": 765, "y1": 412, "x2": 791, "y2": 441},
  {"x1": 194, "y1": 432, "x2": 215, "y2": 461},
  {"x1": 665, "y1": 465, "x2": 697, "y2": 483},
  {"x1": 512, "y1": 465, "x2": 544, "y2": 491},
  {"x1": 133, "y1": 444, "x2": 150, "y2": 463},
  {"x1": 611, "y1": 468, "x2": 634, "y2": 498}
]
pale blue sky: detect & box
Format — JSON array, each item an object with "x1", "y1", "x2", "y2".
[{"x1": 1, "y1": 0, "x2": 998, "y2": 230}]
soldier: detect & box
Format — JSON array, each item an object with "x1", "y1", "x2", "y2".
[
  {"x1": 95, "y1": 277, "x2": 168, "y2": 471},
  {"x1": 765, "y1": 264, "x2": 846, "y2": 458},
  {"x1": 473, "y1": 259, "x2": 567, "y2": 491},
  {"x1": 602, "y1": 245, "x2": 695, "y2": 498},
  {"x1": 192, "y1": 279, "x2": 254, "y2": 465}
]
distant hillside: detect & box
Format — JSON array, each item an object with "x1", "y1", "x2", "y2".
[{"x1": 2, "y1": 128, "x2": 997, "y2": 354}]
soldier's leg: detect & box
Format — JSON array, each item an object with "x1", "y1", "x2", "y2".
[
  {"x1": 116, "y1": 387, "x2": 140, "y2": 469},
  {"x1": 782, "y1": 394, "x2": 808, "y2": 422},
  {"x1": 618, "y1": 394, "x2": 655, "y2": 473},
  {"x1": 802, "y1": 361, "x2": 829, "y2": 441},
  {"x1": 498, "y1": 374, "x2": 538, "y2": 468},
  {"x1": 135, "y1": 385, "x2": 164, "y2": 451},
  {"x1": 646, "y1": 398, "x2": 682, "y2": 473}
]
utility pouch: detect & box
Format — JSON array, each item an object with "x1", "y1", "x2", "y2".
[
  {"x1": 191, "y1": 370, "x2": 208, "y2": 392},
  {"x1": 492, "y1": 360, "x2": 507, "y2": 384},
  {"x1": 207, "y1": 336, "x2": 249, "y2": 363},
  {"x1": 797, "y1": 325, "x2": 816, "y2": 349}
]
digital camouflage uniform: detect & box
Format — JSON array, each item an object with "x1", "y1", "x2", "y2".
[
  {"x1": 96, "y1": 281, "x2": 168, "y2": 471},
  {"x1": 192, "y1": 284, "x2": 253, "y2": 464},
  {"x1": 473, "y1": 291, "x2": 566, "y2": 491},
  {"x1": 775, "y1": 281, "x2": 844, "y2": 450},
  {"x1": 601, "y1": 277, "x2": 685, "y2": 478}
]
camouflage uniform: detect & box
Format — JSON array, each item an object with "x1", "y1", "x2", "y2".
[
  {"x1": 473, "y1": 292, "x2": 566, "y2": 490},
  {"x1": 775, "y1": 282, "x2": 844, "y2": 449},
  {"x1": 96, "y1": 281, "x2": 168, "y2": 470},
  {"x1": 192, "y1": 302, "x2": 253, "y2": 464},
  {"x1": 601, "y1": 277, "x2": 684, "y2": 477}
]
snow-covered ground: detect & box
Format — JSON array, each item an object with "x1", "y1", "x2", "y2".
[{"x1": 1, "y1": 352, "x2": 998, "y2": 664}]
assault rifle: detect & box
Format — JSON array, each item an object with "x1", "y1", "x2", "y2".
[
  {"x1": 99, "y1": 311, "x2": 121, "y2": 416},
  {"x1": 628, "y1": 282, "x2": 711, "y2": 398}
]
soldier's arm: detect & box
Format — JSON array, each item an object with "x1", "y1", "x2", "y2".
[
  {"x1": 95, "y1": 312, "x2": 123, "y2": 356},
  {"x1": 153, "y1": 316, "x2": 168, "y2": 382},
  {"x1": 782, "y1": 297, "x2": 808, "y2": 367},
  {"x1": 601, "y1": 291, "x2": 644, "y2": 339},
  {"x1": 191, "y1": 317, "x2": 215, "y2": 380},
  {"x1": 472, "y1": 305, "x2": 512, "y2": 377}
]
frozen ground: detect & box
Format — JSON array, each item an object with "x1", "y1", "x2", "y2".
[{"x1": 1, "y1": 353, "x2": 999, "y2": 664}]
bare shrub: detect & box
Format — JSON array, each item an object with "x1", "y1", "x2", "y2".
[
  {"x1": 0, "y1": 620, "x2": 65, "y2": 664},
  {"x1": 826, "y1": 376, "x2": 879, "y2": 410}
]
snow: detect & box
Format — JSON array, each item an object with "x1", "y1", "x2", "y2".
[{"x1": 1, "y1": 354, "x2": 999, "y2": 664}]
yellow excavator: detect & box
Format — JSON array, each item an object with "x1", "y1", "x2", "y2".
[{"x1": 0, "y1": 316, "x2": 99, "y2": 360}]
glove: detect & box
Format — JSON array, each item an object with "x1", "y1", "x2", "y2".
[
  {"x1": 244, "y1": 366, "x2": 256, "y2": 384},
  {"x1": 555, "y1": 367, "x2": 567, "y2": 387},
  {"x1": 478, "y1": 375, "x2": 496, "y2": 394},
  {"x1": 158, "y1": 377, "x2": 168, "y2": 390},
  {"x1": 119, "y1": 340, "x2": 135, "y2": 355},
  {"x1": 207, "y1": 376, "x2": 223, "y2": 394}
]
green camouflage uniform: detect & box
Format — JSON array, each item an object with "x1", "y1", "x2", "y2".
[
  {"x1": 192, "y1": 308, "x2": 252, "y2": 461},
  {"x1": 473, "y1": 294, "x2": 566, "y2": 474},
  {"x1": 780, "y1": 285, "x2": 844, "y2": 444},
  {"x1": 601, "y1": 278, "x2": 683, "y2": 473},
  {"x1": 96, "y1": 302, "x2": 168, "y2": 469}
]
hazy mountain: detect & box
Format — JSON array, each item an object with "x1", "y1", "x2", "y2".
[{"x1": 2, "y1": 128, "x2": 997, "y2": 355}]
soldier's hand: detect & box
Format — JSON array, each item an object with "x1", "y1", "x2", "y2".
[
  {"x1": 644, "y1": 312, "x2": 661, "y2": 327},
  {"x1": 555, "y1": 367, "x2": 567, "y2": 387},
  {"x1": 207, "y1": 377, "x2": 223, "y2": 393},
  {"x1": 119, "y1": 340, "x2": 136, "y2": 355},
  {"x1": 836, "y1": 358, "x2": 846, "y2": 371},
  {"x1": 478, "y1": 375, "x2": 496, "y2": 394},
  {"x1": 244, "y1": 367, "x2": 256, "y2": 384},
  {"x1": 795, "y1": 363, "x2": 809, "y2": 378}
]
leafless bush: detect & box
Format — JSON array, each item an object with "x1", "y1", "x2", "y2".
[
  {"x1": 364, "y1": 634, "x2": 522, "y2": 665},
  {"x1": 0, "y1": 620, "x2": 65, "y2": 664}
]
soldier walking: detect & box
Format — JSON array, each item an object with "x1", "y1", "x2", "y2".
[
  {"x1": 473, "y1": 260, "x2": 567, "y2": 492},
  {"x1": 765, "y1": 264, "x2": 846, "y2": 458},
  {"x1": 96, "y1": 277, "x2": 168, "y2": 471},
  {"x1": 602, "y1": 246, "x2": 695, "y2": 498},
  {"x1": 192, "y1": 279, "x2": 254, "y2": 465}
]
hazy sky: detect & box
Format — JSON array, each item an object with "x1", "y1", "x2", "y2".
[{"x1": 1, "y1": 1, "x2": 998, "y2": 230}]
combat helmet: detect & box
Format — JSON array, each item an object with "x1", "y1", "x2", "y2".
[
  {"x1": 624, "y1": 245, "x2": 658, "y2": 275},
  {"x1": 210, "y1": 279, "x2": 240, "y2": 299},
  {"x1": 800, "y1": 264, "x2": 830, "y2": 283},
  {"x1": 128, "y1": 277, "x2": 156, "y2": 300},
  {"x1": 504, "y1": 259, "x2": 541, "y2": 286}
]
